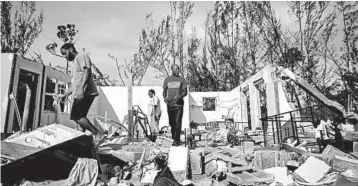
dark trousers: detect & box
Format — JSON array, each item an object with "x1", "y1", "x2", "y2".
[{"x1": 167, "y1": 105, "x2": 183, "y2": 144}]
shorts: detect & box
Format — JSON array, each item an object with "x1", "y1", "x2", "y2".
[{"x1": 70, "y1": 95, "x2": 96, "y2": 121}]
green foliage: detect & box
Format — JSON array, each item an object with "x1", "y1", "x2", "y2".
[{"x1": 1, "y1": 1, "x2": 44, "y2": 55}]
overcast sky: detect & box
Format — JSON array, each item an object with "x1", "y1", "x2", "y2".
[{"x1": 25, "y1": 1, "x2": 297, "y2": 86}]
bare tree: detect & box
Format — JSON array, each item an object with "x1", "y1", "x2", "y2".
[
  {"x1": 287, "y1": 1, "x2": 337, "y2": 107},
  {"x1": 142, "y1": 2, "x2": 194, "y2": 79},
  {"x1": 1, "y1": 1, "x2": 44, "y2": 55},
  {"x1": 108, "y1": 53, "x2": 148, "y2": 86}
]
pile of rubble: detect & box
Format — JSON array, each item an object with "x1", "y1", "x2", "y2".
[{"x1": 1, "y1": 124, "x2": 358, "y2": 186}]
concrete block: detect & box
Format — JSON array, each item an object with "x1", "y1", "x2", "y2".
[
  {"x1": 294, "y1": 156, "x2": 331, "y2": 183},
  {"x1": 242, "y1": 141, "x2": 254, "y2": 154},
  {"x1": 216, "y1": 160, "x2": 228, "y2": 172},
  {"x1": 205, "y1": 160, "x2": 217, "y2": 176},
  {"x1": 190, "y1": 150, "x2": 203, "y2": 175}
]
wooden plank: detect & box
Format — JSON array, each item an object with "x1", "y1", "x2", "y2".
[
  {"x1": 350, "y1": 152, "x2": 358, "y2": 160},
  {"x1": 252, "y1": 170, "x2": 275, "y2": 183},
  {"x1": 136, "y1": 148, "x2": 146, "y2": 170},
  {"x1": 1, "y1": 141, "x2": 40, "y2": 160},
  {"x1": 227, "y1": 172, "x2": 259, "y2": 185},
  {"x1": 45, "y1": 66, "x2": 71, "y2": 83},
  {"x1": 205, "y1": 152, "x2": 247, "y2": 166},
  {"x1": 231, "y1": 166, "x2": 253, "y2": 173},
  {"x1": 17, "y1": 57, "x2": 43, "y2": 74},
  {"x1": 281, "y1": 143, "x2": 330, "y2": 161}
]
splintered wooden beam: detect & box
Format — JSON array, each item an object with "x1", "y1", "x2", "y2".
[{"x1": 278, "y1": 67, "x2": 352, "y2": 119}]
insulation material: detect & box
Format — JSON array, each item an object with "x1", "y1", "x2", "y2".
[{"x1": 5, "y1": 124, "x2": 84, "y2": 149}]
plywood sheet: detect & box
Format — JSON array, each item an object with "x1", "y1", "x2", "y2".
[
  {"x1": 1, "y1": 141, "x2": 40, "y2": 161},
  {"x1": 5, "y1": 124, "x2": 84, "y2": 149}
]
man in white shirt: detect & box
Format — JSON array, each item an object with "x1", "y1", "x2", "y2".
[
  {"x1": 148, "y1": 89, "x2": 162, "y2": 141},
  {"x1": 60, "y1": 43, "x2": 103, "y2": 145}
]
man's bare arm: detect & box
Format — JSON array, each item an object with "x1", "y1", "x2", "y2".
[
  {"x1": 179, "y1": 87, "x2": 187, "y2": 99},
  {"x1": 79, "y1": 68, "x2": 90, "y2": 91}
]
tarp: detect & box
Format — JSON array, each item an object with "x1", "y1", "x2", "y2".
[{"x1": 20, "y1": 158, "x2": 98, "y2": 186}]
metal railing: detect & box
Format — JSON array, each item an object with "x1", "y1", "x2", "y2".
[{"x1": 260, "y1": 105, "x2": 338, "y2": 147}]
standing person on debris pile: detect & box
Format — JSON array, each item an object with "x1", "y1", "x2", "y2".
[
  {"x1": 148, "y1": 89, "x2": 162, "y2": 142},
  {"x1": 60, "y1": 43, "x2": 103, "y2": 145},
  {"x1": 163, "y1": 64, "x2": 188, "y2": 146}
]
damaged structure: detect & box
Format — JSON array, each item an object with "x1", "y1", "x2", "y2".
[{"x1": 1, "y1": 53, "x2": 358, "y2": 186}]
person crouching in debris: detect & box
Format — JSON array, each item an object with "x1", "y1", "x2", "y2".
[
  {"x1": 60, "y1": 43, "x2": 103, "y2": 145},
  {"x1": 163, "y1": 64, "x2": 188, "y2": 146},
  {"x1": 148, "y1": 89, "x2": 162, "y2": 142},
  {"x1": 153, "y1": 155, "x2": 181, "y2": 186}
]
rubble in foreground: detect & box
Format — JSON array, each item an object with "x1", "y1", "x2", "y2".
[{"x1": 1, "y1": 124, "x2": 358, "y2": 186}]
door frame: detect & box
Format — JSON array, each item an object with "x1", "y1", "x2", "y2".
[{"x1": 6, "y1": 56, "x2": 43, "y2": 133}]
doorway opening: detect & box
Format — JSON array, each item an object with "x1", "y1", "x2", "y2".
[{"x1": 13, "y1": 70, "x2": 38, "y2": 132}]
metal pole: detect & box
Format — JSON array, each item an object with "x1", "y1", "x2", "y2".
[
  {"x1": 278, "y1": 117, "x2": 282, "y2": 143},
  {"x1": 275, "y1": 116, "x2": 280, "y2": 144},
  {"x1": 263, "y1": 119, "x2": 267, "y2": 147},
  {"x1": 290, "y1": 112, "x2": 296, "y2": 140},
  {"x1": 272, "y1": 117, "x2": 276, "y2": 144}
]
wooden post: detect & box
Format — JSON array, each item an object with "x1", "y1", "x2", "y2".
[
  {"x1": 128, "y1": 75, "x2": 133, "y2": 139},
  {"x1": 22, "y1": 84, "x2": 31, "y2": 132}
]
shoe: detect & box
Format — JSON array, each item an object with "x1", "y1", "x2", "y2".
[{"x1": 172, "y1": 141, "x2": 180, "y2": 146}]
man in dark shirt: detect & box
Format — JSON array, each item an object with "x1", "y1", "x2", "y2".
[{"x1": 163, "y1": 64, "x2": 188, "y2": 146}]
